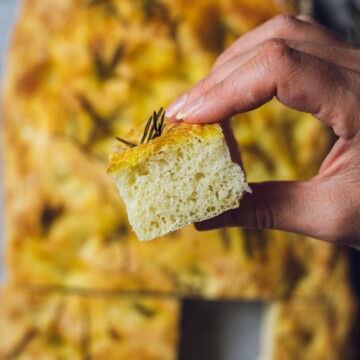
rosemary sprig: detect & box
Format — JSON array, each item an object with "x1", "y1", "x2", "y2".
[
  {"x1": 85, "y1": 0, "x2": 118, "y2": 16},
  {"x1": 80, "y1": 305, "x2": 92, "y2": 360},
  {"x1": 92, "y1": 44, "x2": 125, "y2": 81},
  {"x1": 77, "y1": 94, "x2": 119, "y2": 145},
  {"x1": 141, "y1": 107, "x2": 166, "y2": 144},
  {"x1": 219, "y1": 228, "x2": 231, "y2": 250},
  {"x1": 115, "y1": 137, "x2": 136, "y2": 148},
  {"x1": 139, "y1": 0, "x2": 168, "y2": 22},
  {"x1": 116, "y1": 108, "x2": 166, "y2": 148},
  {"x1": 139, "y1": 114, "x2": 154, "y2": 145},
  {"x1": 133, "y1": 302, "x2": 156, "y2": 318},
  {"x1": 241, "y1": 229, "x2": 268, "y2": 260},
  {"x1": 6, "y1": 328, "x2": 38, "y2": 358},
  {"x1": 85, "y1": 0, "x2": 108, "y2": 5},
  {"x1": 40, "y1": 204, "x2": 64, "y2": 237}
]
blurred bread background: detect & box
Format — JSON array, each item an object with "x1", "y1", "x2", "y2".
[{"x1": 0, "y1": 0, "x2": 359, "y2": 359}]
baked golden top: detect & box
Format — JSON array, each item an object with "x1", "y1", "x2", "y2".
[
  {"x1": 107, "y1": 123, "x2": 223, "y2": 173},
  {"x1": 0, "y1": 286, "x2": 180, "y2": 360}
]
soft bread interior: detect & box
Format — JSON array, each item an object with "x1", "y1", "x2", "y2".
[{"x1": 110, "y1": 125, "x2": 249, "y2": 240}]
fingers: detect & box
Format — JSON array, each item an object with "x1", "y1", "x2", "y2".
[
  {"x1": 166, "y1": 46, "x2": 260, "y2": 114},
  {"x1": 278, "y1": 41, "x2": 360, "y2": 69},
  {"x1": 170, "y1": 42, "x2": 360, "y2": 139},
  {"x1": 166, "y1": 15, "x2": 359, "y2": 125},
  {"x1": 195, "y1": 134, "x2": 360, "y2": 244},
  {"x1": 196, "y1": 181, "x2": 315, "y2": 236},
  {"x1": 167, "y1": 39, "x2": 359, "y2": 114},
  {"x1": 195, "y1": 179, "x2": 359, "y2": 244},
  {"x1": 212, "y1": 14, "x2": 347, "y2": 71}
]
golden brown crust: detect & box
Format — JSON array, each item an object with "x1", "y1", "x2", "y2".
[
  {"x1": 0, "y1": 286, "x2": 180, "y2": 360},
  {"x1": 272, "y1": 292, "x2": 357, "y2": 360},
  {"x1": 107, "y1": 123, "x2": 222, "y2": 173},
  {"x1": 88, "y1": 295, "x2": 180, "y2": 360},
  {"x1": 0, "y1": 286, "x2": 84, "y2": 359}
]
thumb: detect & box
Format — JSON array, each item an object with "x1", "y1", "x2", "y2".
[{"x1": 195, "y1": 180, "x2": 329, "y2": 241}]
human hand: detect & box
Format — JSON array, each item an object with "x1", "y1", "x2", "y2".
[{"x1": 166, "y1": 15, "x2": 360, "y2": 246}]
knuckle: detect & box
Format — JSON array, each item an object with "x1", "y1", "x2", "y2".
[
  {"x1": 272, "y1": 14, "x2": 298, "y2": 35},
  {"x1": 262, "y1": 38, "x2": 287, "y2": 47},
  {"x1": 258, "y1": 40, "x2": 288, "y2": 71},
  {"x1": 258, "y1": 40, "x2": 300, "y2": 75},
  {"x1": 340, "y1": 71, "x2": 360, "y2": 137},
  {"x1": 319, "y1": 69, "x2": 360, "y2": 139}
]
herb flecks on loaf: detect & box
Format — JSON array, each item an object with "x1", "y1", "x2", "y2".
[
  {"x1": 115, "y1": 108, "x2": 166, "y2": 149},
  {"x1": 108, "y1": 119, "x2": 250, "y2": 241}
]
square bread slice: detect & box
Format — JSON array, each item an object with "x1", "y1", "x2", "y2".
[{"x1": 107, "y1": 122, "x2": 250, "y2": 240}]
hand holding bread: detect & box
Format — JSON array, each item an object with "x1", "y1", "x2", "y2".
[{"x1": 167, "y1": 15, "x2": 360, "y2": 246}]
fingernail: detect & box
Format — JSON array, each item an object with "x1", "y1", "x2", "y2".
[
  {"x1": 165, "y1": 94, "x2": 188, "y2": 118},
  {"x1": 176, "y1": 96, "x2": 204, "y2": 120}
]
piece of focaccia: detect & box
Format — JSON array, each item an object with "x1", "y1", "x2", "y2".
[
  {"x1": 108, "y1": 120, "x2": 250, "y2": 241},
  {"x1": 0, "y1": 285, "x2": 180, "y2": 360}
]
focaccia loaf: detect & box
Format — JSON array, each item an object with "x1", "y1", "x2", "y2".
[
  {"x1": 108, "y1": 123, "x2": 250, "y2": 240},
  {"x1": 3, "y1": 0, "x2": 327, "y2": 298},
  {"x1": 1, "y1": 0, "x2": 358, "y2": 359},
  {"x1": 0, "y1": 286, "x2": 180, "y2": 360}
]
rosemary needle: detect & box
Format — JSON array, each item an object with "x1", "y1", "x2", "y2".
[
  {"x1": 115, "y1": 137, "x2": 137, "y2": 148},
  {"x1": 116, "y1": 108, "x2": 166, "y2": 148}
]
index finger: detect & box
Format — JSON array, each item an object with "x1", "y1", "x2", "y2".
[
  {"x1": 176, "y1": 41, "x2": 360, "y2": 140},
  {"x1": 212, "y1": 14, "x2": 350, "y2": 71}
]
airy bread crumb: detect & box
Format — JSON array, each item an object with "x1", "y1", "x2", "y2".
[{"x1": 108, "y1": 123, "x2": 250, "y2": 240}]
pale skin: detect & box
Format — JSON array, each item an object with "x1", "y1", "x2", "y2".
[{"x1": 166, "y1": 14, "x2": 360, "y2": 247}]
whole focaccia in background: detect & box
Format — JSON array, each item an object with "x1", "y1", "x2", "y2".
[
  {"x1": 268, "y1": 298, "x2": 358, "y2": 360},
  {"x1": 259, "y1": 250, "x2": 358, "y2": 360},
  {"x1": 0, "y1": 286, "x2": 180, "y2": 360},
  {"x1": 1, "y1": 0, "x2": 358, "y2": 359},
  {"x1": 3, "y1": 0, "x2": 337, "y2": 299}
]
